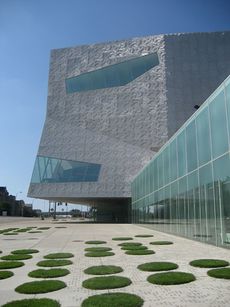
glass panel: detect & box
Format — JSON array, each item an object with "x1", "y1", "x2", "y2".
[
  {"x1": 169, "y1": 140, "x2": 178, "y2": 181},
  {"x1": 186, "y1": 121, "x2": 198, "y2": 172},
  {"x1": 225, "y1": 78, "x2": 230, "y2": 135},
  {"x1": 213, "y1": 154, "x2": 230, "y2": 246},
  {"x1": 209, "y1": 90, "x2": 228, "y2": 158},
  {"x1": 66, "y1": 53, "x2": 159, "y2": 93},
  {"x1": 177, "y1": 131, "x2": 186, "y2": 177},
  {"x1": 31, "y1": 156, "x2": 101, "y2": 183},
  {"x1": 196, "y1": 108, "x2": 211, "y2": 166}
]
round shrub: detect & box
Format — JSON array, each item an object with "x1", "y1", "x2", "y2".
[
  {"x1": 84, "y1": 265, "x2": 123, "y2": 275},
  {"x1": 150, "y1": 241, "x2": 173, "y2": 245},
  {"x1": 81, "y1": 292, "x2": 144, "y2": 307},
  {"x1": 112, "y1": 237, "x2": 133, "y2": 241},
  {"x1": 0, "y1": 271, "x2": 14, "y2": 279},
  {"x1": 37, "y1": 259, "x2": 72, "y2": 267},
  {"x1": 11, "y1": 249, "x2": 39, "y2": 254},
  {"x1": 15, "y1": 280, "x2": 66, "y2": 294},
  {"x1": 125, "y1": 250, "x2": 155, "y2": 255},
  {"x1": 207, "y1": 268, "x2": 230, "y2": 279},
  {"x1": 147, "y1": 272, "x2": 196, "y2": 285},
  {"x1": 44, "y1": 253, "x2": 74, "y2": 259},
  {"x1": 82, "y1": 276, "x2": 132, "y2": 290},
  {"x1": 1, "y1": 298, "x2": 60, "y2": 307},
  {"x1": 1, "y1": 254, "x2": 32, "y2": 261},
  {"x1": 37, "y1": 227, "x2": 51, "y2": 230},
  {"x1": 0, "y1": 261, "x2": 24, "y2": 269},
  {"x1": 138, "y1": 262, "x2": 178, "y2": 272},
  {"x1": 85, "y1": 240, "x2": 107, "y2": 244},
  {"x1": 189, "y1": 259, "x2": 229, "y2": 268},
  {"x1": 118, "y1": 242, "x2": 142, "y2": 247},
  {"x1": 135, "y1": 235, "x2": 153, "y2": 238},
  {"x1": 85, "y1": 251, "x2": 115, "y2": 257},
  {"x1": 28, "y1": 268, "x2": 70, "y2": 278},
  {"x1": 121, "y1": 246, "x2": 147, "y2": 251},
  {"x1": 84, "y1": 247, "x2": 112, "y2": 252}
]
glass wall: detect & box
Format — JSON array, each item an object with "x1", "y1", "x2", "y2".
[
  {"x1": 66, "y1": 53, "x2": 159, "y2": 93},
  {"x1": 132, "y1": 75, "x2": 230, "y2": 248},
  {"x1": 31, "y1": 155, "x2": 101, "y2": 183}
]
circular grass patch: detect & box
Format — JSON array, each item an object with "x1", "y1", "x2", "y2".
[
  {"x1": 37, "y1": 259, "x2": 72, "y2": 267},
  {"x1": 15, "y1": 280, "x2": 66, "y2": 294},
  {"x1": 150, "y1": 241, "x2": 173, "y2": 245},
  {"x1": 0, "y1": 261, "x2": 24, "y2": 269},
  {"x1": 0, "y1": 271, "x2": 14, "y2": 279},
  {"x1": 189, "y1": 259, "x2": 229, "y2": 268},
  {"x1": 3, "y1": 233, "x2": 18, "y2": 236},
  {"x1": 55, "y1": 227, "x2": 67, "y2": 228},
  {"x1": 85, "y1": 240, "x2": 107, "y2": 244},
  {"x1": 118, "y1": 242, "x2": 142, "y2": 247},
  {"x1": 125, "y1": 249, "x2": 155, "y2": 255},
  {"x1": 82, "y1": 276, "x2": 131, "y2": 290},
  {"x1": 147, "y1": 271, "x2": 195, "y2": 285},
  {"x1": 84, "y1": 247, "x2": 112, "y2": 252},
  {"x1": 1, "y1": 298, "x2": 60, "y2": 307},
  {"x1": 37, "y1": 227, "x2": 51, "y2": 230},
  {"x1": 121, "y1": 246, "x2": 147, "y2": 251},
  {"x1": 11, "y1": 249, "x2": 39, "y2": 254},
  {"x1": 138, "y1": 262, "x2": 178, "y2": 272},
  {"x1": 81, "y1": 292, "x2": 144, "y2": 307},
  {"x1": 44, "y1": 253, "x2": 74, "y2": 259},
  {"x1": 84, "y1": 265, "x2": 123, "y2": 275},
  {"x1": 112, "y1": 237, "x2": 133, "y2": 241},
  {"x1": 1, "y1": 254, "x2": 32, "y2": 261},
  {"x1": 28, "y1": 268, "x2": 70, "y2": 278},
  {"x1": 135, "y1": 235, "x2": 153, "y2": 238},
  {"x1": 207, "y1": 268, "x2": 230, "y2": 279},
  {"x1": 85, "y1": 251, "x2": 115, "y2": 257}
]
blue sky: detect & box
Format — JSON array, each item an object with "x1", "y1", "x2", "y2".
[{"x1": 0, "y1": 0, "x2": 230, "y2": 211}]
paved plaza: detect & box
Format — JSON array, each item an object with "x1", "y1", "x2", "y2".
[{"x1": 0, "y1": 217, "x2": 230, "y2": 307}]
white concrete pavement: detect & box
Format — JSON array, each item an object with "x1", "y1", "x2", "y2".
[{"x1": 0, "y1": 217, "x2": 230, "y2": 307}]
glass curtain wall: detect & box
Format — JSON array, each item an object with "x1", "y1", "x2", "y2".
[{"x1": 132, "y1": 75, "x2": 230, "y2": 248}]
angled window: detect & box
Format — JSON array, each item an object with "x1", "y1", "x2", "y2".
[
  {"x1": 66, "y1": 52, "x2": 159, "y2": 93},
  {"x1": 31, "y1": 156, "x2": 101, "y2": 183}
]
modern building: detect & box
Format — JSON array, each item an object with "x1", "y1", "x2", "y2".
[{"x1": 28, "y1": 31, "x2": 230, "y2": 224}]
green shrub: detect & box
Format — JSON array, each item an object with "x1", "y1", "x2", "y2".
[
  {"x1": 138, "y1": 262, "x2": 178, "y2": 272},
  {"x1": 118, "y1": 242, "x2": 142, "y2": 247},
  {"x1": 37, "y1": 227, "x2": 51, "y2": 230},
  {"x1": 44, "y1": 253, "x2": 74, "y2": 259},
  {"x1": 125, "y1": 250, "x2": 154, "y2": 255},
  {"x1": 0, "y1": 261, "x2": 24, "y2": 269},
  {"x1": 85, "y1": 251, "x2": 115, "y2": 257},
  {"x1": 189, "y1": 259, "x2": 229, "y2": 268},
  {"x1": 1, "y1": 298, "x2": 60, "y2": 307},
  {"x1": 207, "y1": 268, "x2": 230, "y2": 279},
  {"x1": 0, "y1": 271, "x2": 14, "y2": 279},
  {"x1": 150, "y1": 241, "x2": 173, "y2": 245},
  {"x1": 85, "y1": 240, "x2": 107, "y2": 244},
  {"x1": 12, "y1": 249, "x2": 39, "y2": 254},
  {"x1": 1, "y1": 254, "x2": 32, "y2": 261},
  {"x1": 112, "y1": 237, "x2": 133, "y2": 241},
  {"x1": 15, "y1": 280, "x2": 66, "y2": 294},
  {"x1": 147, "y1": 272, "x2": 196, "y2": 285},
  {"x1": 84, "y1": 265, "x2": 123, "y2": 275},
  {"x1": 121, "y1": 246, "x2": 147, "y2": 251},
  {"x1": 81, "y1": 292, "x2": 144, "y2": 307},
  {"x1": 84, "y1": 247, "x2": 112, "y2": 252},
  {"x1": 28, "y1": 268, "x2": 70, "y2": 278},
  {"x1": 82, "y1": 276, "x2": 132, "y2": 290},
  {"x1": 37, "y1": 259, "x2": 72, "y2": 267}
]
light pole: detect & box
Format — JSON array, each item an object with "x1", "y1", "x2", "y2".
[{"x1": 15, "y1": 192, "x2": 22, "y2": 217}]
